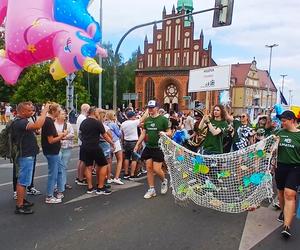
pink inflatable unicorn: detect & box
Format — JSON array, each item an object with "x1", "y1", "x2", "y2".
[{"x1": 0, "y1": 0, "x2": 106, "y2": 85}]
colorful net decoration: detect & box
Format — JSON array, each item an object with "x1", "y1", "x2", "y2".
[{"x1": 159, "y1": 134, "x2": 278, "y2": 213}]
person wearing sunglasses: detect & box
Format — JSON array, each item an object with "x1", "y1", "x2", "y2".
[{"x1": 231, "y1": 113, "x2": 254, "y2": 151}]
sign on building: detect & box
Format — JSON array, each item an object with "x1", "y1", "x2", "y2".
[
  {"x1": 123, "y1": 93, "x2": 138, "y2": 101},
  {"x1": 188, "y1": 65, "x2": 231, "y2": 92}
]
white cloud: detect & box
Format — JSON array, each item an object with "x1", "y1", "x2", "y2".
[{"x1": 88, "y1": 0, "x2": 300, "y2": 105}]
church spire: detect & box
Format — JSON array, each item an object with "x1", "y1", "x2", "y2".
[
  {"x1": 162, "y1": 6, "x2": 166, "y2": 17},
  {"x1": 172, "y1": 4, "x2": 176, "y2": 14},
  {"x1": 200, "y1": 29, "x2": 204, "y2": 39}
]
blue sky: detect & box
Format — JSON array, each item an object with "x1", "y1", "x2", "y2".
[{"x1": 89, "y1": 0, "x2": 300, "y2": 106}]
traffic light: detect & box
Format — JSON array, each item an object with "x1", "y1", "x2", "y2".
[{"x1": 212, "y1": 0, "x2": 234, "y2": 28}]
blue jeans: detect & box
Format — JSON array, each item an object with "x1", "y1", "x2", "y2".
[
  {"x1": 59, "y1": 148, "x2": 72, "y2": 186},
  {"x1": 45, "y1": 154, "x2": 64, "y2": 196},
  {"x1": 18, "y1": 156, "x2": 35, "y2": 186}
]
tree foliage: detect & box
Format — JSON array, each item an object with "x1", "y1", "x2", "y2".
[
  {"x1": 0, "y1": 37, "x2": 137, "y2": 110},
  {"x1": 11, "y1": 63, "x2": 90, "y2": 108}
]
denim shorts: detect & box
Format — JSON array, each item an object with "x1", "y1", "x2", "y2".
[
  {"x1": 99, "y1": 141, "x2": 111, "y2": 159},
  {"x1": 18, "y1": 156, "x2": 35, "y2": 186}
]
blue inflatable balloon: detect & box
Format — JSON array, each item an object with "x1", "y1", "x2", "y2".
[{"x1": 54, "y1": 0, "x2": 102, "y2": 42}]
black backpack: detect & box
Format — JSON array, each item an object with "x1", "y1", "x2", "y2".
[{"x1": 0, "y1": 118, "x2": 22, "y2": 161}]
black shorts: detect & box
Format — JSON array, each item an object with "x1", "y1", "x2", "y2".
[
  {"x1": 141, "y1": 147, "x2": 164, "y2": 163},
  {"x1": 275, "y1": 163, "x2": 300, "y2": 191},
  {"x1": 124, "y1": 140, "x2": 138, "y2": 161},
  {"x1": 80, "y1": 146, "x2": 108, "y2": 167}
]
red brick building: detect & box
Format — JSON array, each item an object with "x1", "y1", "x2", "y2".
[{"x1": 135, "y1": 1, "x2": 217, "y2": 112}]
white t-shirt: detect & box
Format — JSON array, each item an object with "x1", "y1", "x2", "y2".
[
  {"x1": 5, "y1": 106, "x2": 11, "y2": 115},
  {"x1": 55, "y1": 122, "x2": 74, "y2": 149},
  {"x1": 121, "y1": 119, "x2": 140, "y2": 141},
  {"x1": 76, "y1": 114, "x2": 86, "y2": 145},
  {"x1": 184, "y1": 115, "x2": 194, "y2": 131}
]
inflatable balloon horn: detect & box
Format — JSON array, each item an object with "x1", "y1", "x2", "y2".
[{"x1": 0, "y1": 0, "x2": 107, "y2": 85}]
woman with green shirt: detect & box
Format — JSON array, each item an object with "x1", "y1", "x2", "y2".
[
  {"x1": 275, "y1": 110, "x2": 300, "y2": 238},
  {"x1": 200, "y1": 104, "x2": 228, "y2": 155}
]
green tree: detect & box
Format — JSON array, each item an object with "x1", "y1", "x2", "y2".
[{"x1": 11, "y1": 63, "x2": 90, "y2": 108}]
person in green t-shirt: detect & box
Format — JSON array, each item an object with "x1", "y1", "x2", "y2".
[
  {"x1": 274, "y1": 110, "x2": 300, "y2": 238},
  {"x1": 199, "y1": 104, "x2": 228, "y2": 154},
  {"x1": 254, "y1": 114, "x2": 273, "y2": 142},
  {"x1": 134, "y1": 100, "x2": 172, "y2": 199}
]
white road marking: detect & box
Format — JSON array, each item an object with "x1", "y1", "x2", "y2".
[
  {"x1": 65, "y1": 181, "x2": 143, "y2": 204},
  {"x1": 0, "y1": 168, "x2": 78, "y2": 187},
  {"x1": 239, "y1": 205, "x2": 281, "y2": 250}
]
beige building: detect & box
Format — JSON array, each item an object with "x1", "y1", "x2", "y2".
[{"x1": 230, "y1": 59, "x2": 277, "y2": 117}]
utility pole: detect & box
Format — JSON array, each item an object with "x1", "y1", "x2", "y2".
[
  {"x1": 280, "y1": 74, "x2": 287, "y2": 104},
  {"x1": 280, "y1": 74, "x2": 287, "y2": 93},
  {"x1": 289, "y1": 89, "x2": 292, "y2": 106},
  {"x1": 265, "y1": 44, "x2": 278, "y2": 108},
  {"x1": 65, "y1": 73, "x2": 76, "y2": 113},
  {"x1": 98, "y1": 0, "x2": 103, "y2": 108}
]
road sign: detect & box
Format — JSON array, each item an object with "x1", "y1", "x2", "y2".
[
  {"x1": 183, "y1": 96, "x2": 191, "y2": 100},
  {"x1": 188, "y1": 65, "x2": 231, "y2": 92},
  {"x1": 123, "y1": 93, "x2": 138, "y2": 101}
]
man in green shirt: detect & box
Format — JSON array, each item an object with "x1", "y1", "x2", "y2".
[
  {"x1": 275, "y1": 110, "x2": 300, "y2": 238},
  {"x1": 134, "y1": 100, "x2": 172, "y2": 199}
]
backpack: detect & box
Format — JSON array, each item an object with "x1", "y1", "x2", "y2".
[{"x1": 0, "y1": 118, "x2": 22, "y2": 161}]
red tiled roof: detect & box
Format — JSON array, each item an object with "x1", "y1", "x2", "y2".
[
  {"x1": 231, "y1": 63, "x2": 251, "y2": 85},
  {"x1": 257, "y1": 70, "x2": 277, "y2": 91},
  {"x1": 230, "y1": 63, "x2": 277, "y2": 91}
]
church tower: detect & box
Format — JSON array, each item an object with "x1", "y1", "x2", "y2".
[{"x1": 135, "y1": 1, "x2": 216, "y2": 112}]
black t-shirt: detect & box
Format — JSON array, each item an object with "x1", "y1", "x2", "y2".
[
  {"x1": 79, "y1": 117, "x2": 106, "y2": 149},
  {"x1": 41, "y1": 117, "x2": 61, "y2": 155},
  {"x1": 0, "y1": 104, "x2": 5, "y2": 115},
  {"x1": 12, "y1": 118, "x2": 39, "y2": 157},
  {"x1": 169, "y1": 117, "x2": 179, "y2": 130}
]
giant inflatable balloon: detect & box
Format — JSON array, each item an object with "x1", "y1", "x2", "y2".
[{"x1": 0, "y1": 0, "x2": 107, "y2": 85}]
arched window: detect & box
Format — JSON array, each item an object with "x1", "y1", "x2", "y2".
[{"x1": 145, "y1": 78, "x2": 155, "y2": 103}]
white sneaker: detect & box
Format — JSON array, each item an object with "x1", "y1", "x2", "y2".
[
  {"x1": 144, "y1": 188, "x2": 157, "y2": 199},
  {"x1": 56, "y1": 193, "x2": 64, "y2": 199},
  {"x1": 27, "y1": 187, "x2": 41, "y2": 195},
  {"x1": 161, "y1": 179, "x2": 168, "y2": 194},
  {"x1": 107, "y1": 179, "x2": 113, "y2": 184},
  {"x1": 45, "y1": 196, "x2": 62, "y2": 204},
  {"x1": 113, "y1": 178, "x2": 124, "y2": 185}
]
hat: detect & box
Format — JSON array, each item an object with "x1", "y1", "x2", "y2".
[
  {"x1": 147, "y1": 100, "x2": 159, "y2": 108},
  {"x1": 194, "y1": 108, "x2": 204, "y2": 118},
  {"x1": 126, "y1": 111, "x2": 136, "y2": 118},
  {"x1": 279, "y1": 110, "x2": 296, "y2": 120}
]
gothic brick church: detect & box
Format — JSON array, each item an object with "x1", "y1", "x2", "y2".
[{"x1": 135, "y1": 0, "x2": 217, "y2": 112}]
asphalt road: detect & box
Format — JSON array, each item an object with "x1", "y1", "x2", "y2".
[{"x1": 0, "y1": 148, "x2": 299, "y2": 250}]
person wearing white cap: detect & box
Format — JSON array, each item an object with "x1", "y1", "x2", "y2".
[{"x1": 134, "y1": 100, "x2": 172, "y2": 199}]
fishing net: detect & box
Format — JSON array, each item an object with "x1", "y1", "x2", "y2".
[{"x1": 159, "y1": 134, "x2": 278, "y2": 213}]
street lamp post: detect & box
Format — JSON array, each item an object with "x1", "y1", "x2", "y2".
[
  {"x1": 265, "y1": 44, "x2": 278, "y2": 108},
  {"x1": 289, "y1": 89, "x2": 293, "y2": 106},
  {"x1": 98, "y1": 0, "x2": 103, "y2": 108},
  {"x1": 280, "y1": 74, "x2": 287, "y2": 95}
]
